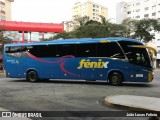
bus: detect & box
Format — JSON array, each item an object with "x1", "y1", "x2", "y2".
[{"x1": 3, "y1": 37, "x2": 155, "y2": 85}]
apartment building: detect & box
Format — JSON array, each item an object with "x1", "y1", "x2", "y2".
[
  {"x1": 116, "y1": 0, "x2": 160, "y2": 67},
  {"x1": 0, "y1": 0, "x2": 14, "y2": 20},
  {"x1": 116, "y1": 0, "x2": 160, "y2": 23},
  {"x1": 72, "y1": 1, "x2": 108, "y2": 22},
  {"x1": 64, "y1": 0, "x2": 108, "y2": 32}
]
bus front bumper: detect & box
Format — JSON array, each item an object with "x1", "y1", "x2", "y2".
[{"x1": 148, "y1": 72, "x2": 154, "y2": 82}]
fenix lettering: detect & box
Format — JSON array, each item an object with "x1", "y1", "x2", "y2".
[{"x1": 77, "y1": 59, "x2": 109, "y2": 69}]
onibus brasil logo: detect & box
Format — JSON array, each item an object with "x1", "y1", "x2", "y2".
[{"x1": 77, "y1": 59, "x2": 109, "y2": 69}]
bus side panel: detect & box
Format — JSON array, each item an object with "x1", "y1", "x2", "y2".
[
  {"x1": 53, "y1": 58, "x2": 81, "y2": 79},
  {"x1": 4, "y1": 57, "x2": 27, "y2": 78},
  {"x1": 122, "y1": 63, "x2": 149, "y2": 82}
]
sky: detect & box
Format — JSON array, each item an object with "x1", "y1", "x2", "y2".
[{"x1": 12, "y1": 0, "x2": 126, "y2": 23}]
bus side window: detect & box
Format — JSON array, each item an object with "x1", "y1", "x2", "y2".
[
  {"x1": 97, "y1": 42, "x2": 125, "y2": 59},
  {"x1": 28, "y1": 45, "x2": 39, "y2": 57},
  {"x1": 56, "y1": 44, "x2": 76, "y2": 57},
  {"x1": 5, "y1": 46, "x2": 22, "y2": 58},
  {"x1": 76, "y1": 44, "x2": 96, "y2": 57}
]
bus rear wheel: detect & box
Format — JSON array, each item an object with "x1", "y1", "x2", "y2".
[
  {"x1": 27, "y1": 71, "x2": 38, "y2": 82},
  {"x1": 109, "y1": 72, "x2": 123, "y2": 86}
]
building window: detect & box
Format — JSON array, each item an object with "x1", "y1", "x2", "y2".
[
  {"x1": 144, "y1": 0, "x2": 149, "y2": 2},
  {"x1": 136, "y1": 9, "x2": 140, "y2": 12},
  {"x1": 136, "y1": 2, "x2": 140, "y2": 6},
  {"x1": 144, "y1": 7, "x2": 149, "y2": 11},
  {"x1": 144, "y1": 14, "x2": 149, "y2": 17},
  {"x1": 152, "y1": 5, "x2": 156, "y2": 9},
  {"x1": 93, "y1": 13, "x2": 96, "y2": 16},
  {"x1": 136, "y1": 16, "x2": 140, "y2": 18},
  {"x1": 127, "y1": 11, "x2": 131, "y2": 14},
  {"x1": 127, "y1": 4, "x2": 131, "y2": 7},
  {"x1": 152, "y1": 12, "x2": 156, "y2": 16}
]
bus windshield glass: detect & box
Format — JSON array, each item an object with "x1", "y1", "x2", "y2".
[{"x1": 119, "y1": 41, "x2": 152, "y2": 68}]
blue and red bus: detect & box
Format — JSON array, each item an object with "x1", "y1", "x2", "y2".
[{"x1": 3, "y1": 37, "x2": 155, "y2": 85}]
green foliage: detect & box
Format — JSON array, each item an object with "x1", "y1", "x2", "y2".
[
  {"x1": 84, "y1": 20, "x2": 101, "y2": 26},
  {"x1": 121, "y1": 18, "x2": 137, "y2": 37},
  {"x1": 74, "y1": 15, "x2": 90, "y2": 26},
  {"x1": 0, "y1": 29, "x2": 12, "y2": 53},
  {"x1": 52, "y1": 16, "x2": 160, "y2": 43},
  {"x1": 132, "y1": 19, "x2": 160, "y2": 42},
  {"x1": 74, "y1": 25, "x2": 108, "y2": 38}
]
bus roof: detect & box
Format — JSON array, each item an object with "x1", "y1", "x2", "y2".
[{"x1": 4, "y1": 37, "x2": 143, "y2": 47}]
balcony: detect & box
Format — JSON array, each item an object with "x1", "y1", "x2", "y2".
[
  {"x1": 0, "y1": 10, "x2": 5, "y2": 14},
  {"x1": 7, "y1": 0, "x2": 14, "y2": 2},
  {"x1": 0, "y1": 1, "x2": 5, "y2": 6}
]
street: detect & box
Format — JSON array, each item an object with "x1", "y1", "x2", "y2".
[{"x1": 0, "y1": 70, "x2": 159, "y2": 120}]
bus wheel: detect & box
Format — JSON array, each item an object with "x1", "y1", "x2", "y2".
[
  {"x1": 109, "y1": 72, "x2": 123, "y2": 86},
  {"x1": 27, "y1": 71, "x2": 38, "y2": 82}
]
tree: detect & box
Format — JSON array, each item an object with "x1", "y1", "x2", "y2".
[
  {"x1": 52, "y1": 31, "x2": 76, "y2": 39},
  {"x1": 132, "y1": 19, "x2": 160, "y2": 42},
  {"x1": 84, "y1": 20, "x2": 101, "y2": 26},
  {"x1": 0, "y1": 29, "x2": 11, "y2": 45},
  {"x1": 74, "y1": 15, "x2": 90, "y2": 26},
  {"x1": 0, "y1": 28, "x2": 11, "y2": 53},
  {"x1": 74, "y1": 24, "x2": 108, "y2": 38},
  {"x1": 121, "y1": 18, "x2": 137, "y2": 38}
]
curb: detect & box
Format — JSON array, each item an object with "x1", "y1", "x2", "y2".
[
  {"x1": 104, "y1": 96, "x2": 150, "y2": 112},
  {"x1": 104, "y1": 95, "x2": 160, "y2": 112},
  {"x1": 0, "y1": 107, "x2": 9, "y2": 111}
]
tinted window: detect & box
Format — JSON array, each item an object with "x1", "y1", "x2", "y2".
[
  {"x1": 28, "y1": 45, "x2": 39, "y2": 57},
  {"x1": 76, "y1": 44, "x2": 96, "y2": 57},
  {"x1": 28, "y1": 44, "x2": 75, "y2": 58},
  {"x1": 5, "y1": 46, "x2": 22, "y2": 57},
  {"x1": 56, "y1": 44, "x2": 75, "y2": 57},
  {"x1": 5, "y1": 47, "x2": 21, "y2": 53},
  {"x1": 38, "y1": 45, "x2": 57, "y2": 57},
  {"x1": 119, "y1": 41, "x2": 151, "y2": 67},
  {"x1": 97, "y1": 42, "x2": 125, "y2": 59}
]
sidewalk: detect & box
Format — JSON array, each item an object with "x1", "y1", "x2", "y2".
[{"x1": 105, "y1": 95, "x2": 160, "y2": 112}]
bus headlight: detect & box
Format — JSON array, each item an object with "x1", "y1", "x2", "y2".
[{"x1": 148, "y1": 72, "x2": 154, "y2": 82}]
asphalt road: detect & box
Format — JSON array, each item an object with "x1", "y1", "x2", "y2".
[{"x1": 0, "y1": 70, "x2": 159, "y2": 120}]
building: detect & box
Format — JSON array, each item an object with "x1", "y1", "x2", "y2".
[
  {"x1": 0, "y1": 20, "x2": 64, "y2": 42},
  {"x1": 0, "y1": 0, "x2": 14, "y2": 20},
  {"x1": 116, "y1": 0, "x2": 160, "y2": 24},
  {"x1": 64, "y1": 0, "x2": 108, "y2": 32},
  {"x1": 116, "y1": 0, "x2": 160, "y2": 68}
]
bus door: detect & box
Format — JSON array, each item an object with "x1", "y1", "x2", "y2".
[{"x1": 126, "y1": 46, "x2": 154, "y2": 82}]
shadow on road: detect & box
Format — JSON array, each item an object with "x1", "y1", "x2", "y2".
[{"x1": 9, "y1": 79, "x2": 152, "y2": 87}]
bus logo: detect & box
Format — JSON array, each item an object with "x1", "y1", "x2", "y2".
[{"x1": 77, "y1": 59, "x2": 109, "y2": 69}]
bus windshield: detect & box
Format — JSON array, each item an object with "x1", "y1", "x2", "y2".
[{"x1": 119, "y1": 41, "x2": 152, "y2": 68}]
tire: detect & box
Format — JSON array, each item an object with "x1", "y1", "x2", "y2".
[
  {"x1": 109, "y1": 72, "x2": 123, "y2": 86},
  {"x1": 27, "y1": 71, "x2": 38, "y2": 82}
]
